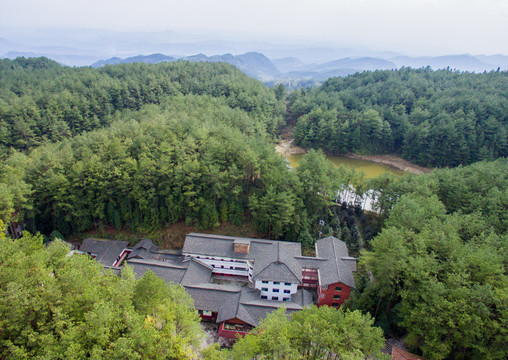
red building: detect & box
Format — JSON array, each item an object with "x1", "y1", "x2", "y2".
[{"x1": 296, "y1": 236, "x2": 357, "y2": 309}]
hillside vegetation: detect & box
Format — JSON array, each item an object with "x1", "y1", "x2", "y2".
[
  {"x1": 0, "y1": 58, "x2": 506, "y2": 359},
  {"x1": 0, "y1": 57, "x2": 284, "y2": 155},
  {"x1": 290, "y1": 68, "x2": 508, "y2": 167}
]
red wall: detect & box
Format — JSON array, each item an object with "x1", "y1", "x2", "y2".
[
  {"x1": 218, "y1": 319, "x2": 251, "y2": 339},
  {"x1": 317, "y1": 282, "x2": 351, "y2": 308},
  {"x1": 198, "y1": 311, "x2": 217, "y2": 321}
]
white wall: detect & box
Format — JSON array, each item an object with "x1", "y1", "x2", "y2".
[
  {"x1": 254, "y1": 280, "x2": 298, "y2": 301},
  {"x1": 188, "y1": 254, "x2": 253, "y2": 279}
]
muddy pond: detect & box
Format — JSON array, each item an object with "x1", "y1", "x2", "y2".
[{"x1": 287, "y1": 153, "x2": 403, "y2": 178}]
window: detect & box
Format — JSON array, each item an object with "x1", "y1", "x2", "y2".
[
  {"x1": 283, "y1": 298, "x2": 290, "y2": 302},
  {"x1": 335, "y1": 286, "x2": 342, "y2": 291},
  {"x1": 262, "y1": 287, "x2": 268, "y2": 291},
  {"x1": 261, "y1": 295, "x2": 267, "y2": 300},
  {"x1": 333, "y1": 295, "x2": 341, "y2": 299},
  {"x1": 262, "y1": 280, "x2": 269, "y2": 284},
  {"x1": 284, "y1": 289, "x2": 290, "y2": 294},
  {"x1": 273, "y1": 282, "x2": 280, "y2": 285},
  {"x1": 332, "y1": 303, "x2": 339, "y2": 307},
  {"x1": 272, "y1": 296, "x2": 278, "y2": 301},
  {"x1": 273, "y1": 289, "x2": 279, "y2": 293},
  {"x1": 284, "y1": 282, "x2": 291, "y2": 286}
]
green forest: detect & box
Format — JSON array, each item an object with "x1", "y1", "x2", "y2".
[
  {"x1": 0, "y1": 58, "x2": 507, "y2": 359},
  {"x1": 290, "y1": 68, "x2": 508, "y2": 167}
]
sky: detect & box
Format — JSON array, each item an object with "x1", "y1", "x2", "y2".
[{"x1": 1, "y1": 0, "x2": 507, "y2": 55}]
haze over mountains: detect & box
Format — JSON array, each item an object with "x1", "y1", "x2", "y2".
[{"x1": 2, "y1": 28, "x2": 508, "y2": 84}]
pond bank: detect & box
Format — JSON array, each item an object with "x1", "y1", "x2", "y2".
[
  {"x1": 342, "y1": 153, "x2": 432, "y2": 175},
  {"x1": 275, "y1": 140, "x2": 432, "y2": 175}
]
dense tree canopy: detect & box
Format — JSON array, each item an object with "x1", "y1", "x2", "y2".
[
  {"x1": 0, "y1": 57, "x2": 284, "y2": 156},
  {"x1": 230, "y1": 306, "x2": 387, "y2": 360},
  {"x1": 0, "y1": 229, "x2": 215, "y2": 359},
  {"x1": 1, "y1": 57, "x2": 507, "y2": 360},
  {"x1": 1, "y1": 91, "x2": 345, "y2": 243},
  {"x1": 289, "y1": 68, "x2": 508, "y2": 167},
  {"x1": 348, "y1": 159, "x2": 508, "y2": 360}
]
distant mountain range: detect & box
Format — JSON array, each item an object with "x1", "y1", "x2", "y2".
[
  {"x1": 91, "y1": 52, "x2": 280, "y2": 81},
  {"x1": 2, "y1": 28, "x2": 508, "y2": 84},
  {"x1": 88, "y1": 52, "x2": 508, "y2": 84}
]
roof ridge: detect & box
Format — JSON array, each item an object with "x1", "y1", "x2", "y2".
[
  {"x1": 294, "y1": 256, "x2": 328, "y2": 261},
  {"x1": 331, "y1": 238, "x2": 341, "y2": 280},
  {"x1": 127, "y1": 258, "x2": 186, "y2": 269},
  {"x1": 185, "y1": 284, "x2": 241, "y2": 293},
  {"x1": 190, "y1": 257, "x2": 214, "y2": 270},
  {"x1": 254, "y1": 261, "x2": 300, "y2": 284},
  {"x1": 97, "y1": 241, "x2": 116, "y2": 262},
  {"x1": 240, "y1": 300, "x2": 302, "y2": 310}
]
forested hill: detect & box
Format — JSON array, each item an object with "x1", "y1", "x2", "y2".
[
  {"x1": 289, "y1": 68, "x2": 508, "y2": 167},
  {"x1": 0, "y1": 57, "x2": 507, "y2": 360},
  {"x1": 0, "y1": 57, "x2": 284, "y2": 156}
]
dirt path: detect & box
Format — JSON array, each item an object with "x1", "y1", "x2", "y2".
[
  {"x1": 275, "y1": 139, "x2": 432, "y2": 175},
  {"x1": 275, "y1": 139, "x2": 306, "y2": 158}
]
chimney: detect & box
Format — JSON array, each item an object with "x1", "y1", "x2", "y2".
[{"x1": 233, "y1": 238, "x2": 250, "y2": 254}]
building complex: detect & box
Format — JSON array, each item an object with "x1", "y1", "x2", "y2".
[{"x1": 79, "y1": 233, "x2": 357, "y2": 339}]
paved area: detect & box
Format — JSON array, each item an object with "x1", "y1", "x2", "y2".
[{"x1": 200, "y1": 322, "x2": 219, "y2": 349}]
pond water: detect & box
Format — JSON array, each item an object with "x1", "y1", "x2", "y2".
[{"x1": 287, "y1": 153, "x2": 403, "y2": 178}]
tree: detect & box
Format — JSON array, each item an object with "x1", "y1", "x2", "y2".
[
  {"x1": 249, "y1": 185, "x2": 297, "y2": 239},
  {"x1": 231, "y1": 305, "x2": 387, "y2": 360},
  {"x1": 0, "y1": 231, "x2": 214, "y2": 359},
  {"x1": 296, "y1": 149, "x2": 341, "y2": 217},
  {"x1": 361, "y1": 190, "x2": 508, "y2": 360}
]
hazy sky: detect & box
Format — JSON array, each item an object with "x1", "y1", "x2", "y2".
[{"x1": 1, "y1": 0, "x2": 507, "y2": 55}]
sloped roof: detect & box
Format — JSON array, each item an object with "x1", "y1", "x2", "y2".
[
  {"x1": 315, "y1": 236, "x2": 356, "y2": 288},
  {"x1": 180, "y1": 258, "x2": 213, "y2": 286},
  {"x1": 80, "y1": 238, "x2": 129, "y2": 267},
  {"x1": 184, "y1": 233, "x2": 303, "y2": 283},
  {"x1": 187, "y1": 287, "x2": 241, "y2": 313},
  {"x1": 128, "y1": 238, "x2": 158, "y2": 259},
  {"x1": 127, "y1": 258, "x2": 188, "y2": 284},
  {"x1": 217, "y1": 287, "x2": 314, "y2": 326},
  {"x1": 123, "y1": 234, "x2": 352, "y2": 330},
  {"x1": 295, "y1": 256, "x2": 328, "y2": 267},
  {"x1": 254, "y1": 261, "x2": 300, "y2": 283}
]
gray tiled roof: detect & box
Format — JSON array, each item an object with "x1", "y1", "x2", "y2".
[
  {"x1": 180, "y1": 258, "x2": 213, "y2": 286},
  {"x1": 128, "y1": 238, "x2": 158, "y2": 259},
  {"x1": 253, "y1": 261, "x2": 300, "y2": 283},
  {"x1": 127, "y1": 258, "x2": 188, "y2": 284},
  {"x1": 80, "y1": 238, "x2": 129, "y2": 267},
  {"x1": 295, "y1": 256, "x2": 328, "y2": 269},
  {"x1": 187, "y1": 287, "x2": 241, "y2": 313},
  {"x1": 123, "y1": 234, "x2": 353, "y2": 331},
  {"x1": 315, "y1": 236, "x2": 356, "y2": 288},
  {"x1": 183, "y1": 233, "x2": 303, "y2": 283},
  {"x1": 215, "y1": 287, "x2": 314, "y2": 326}
]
